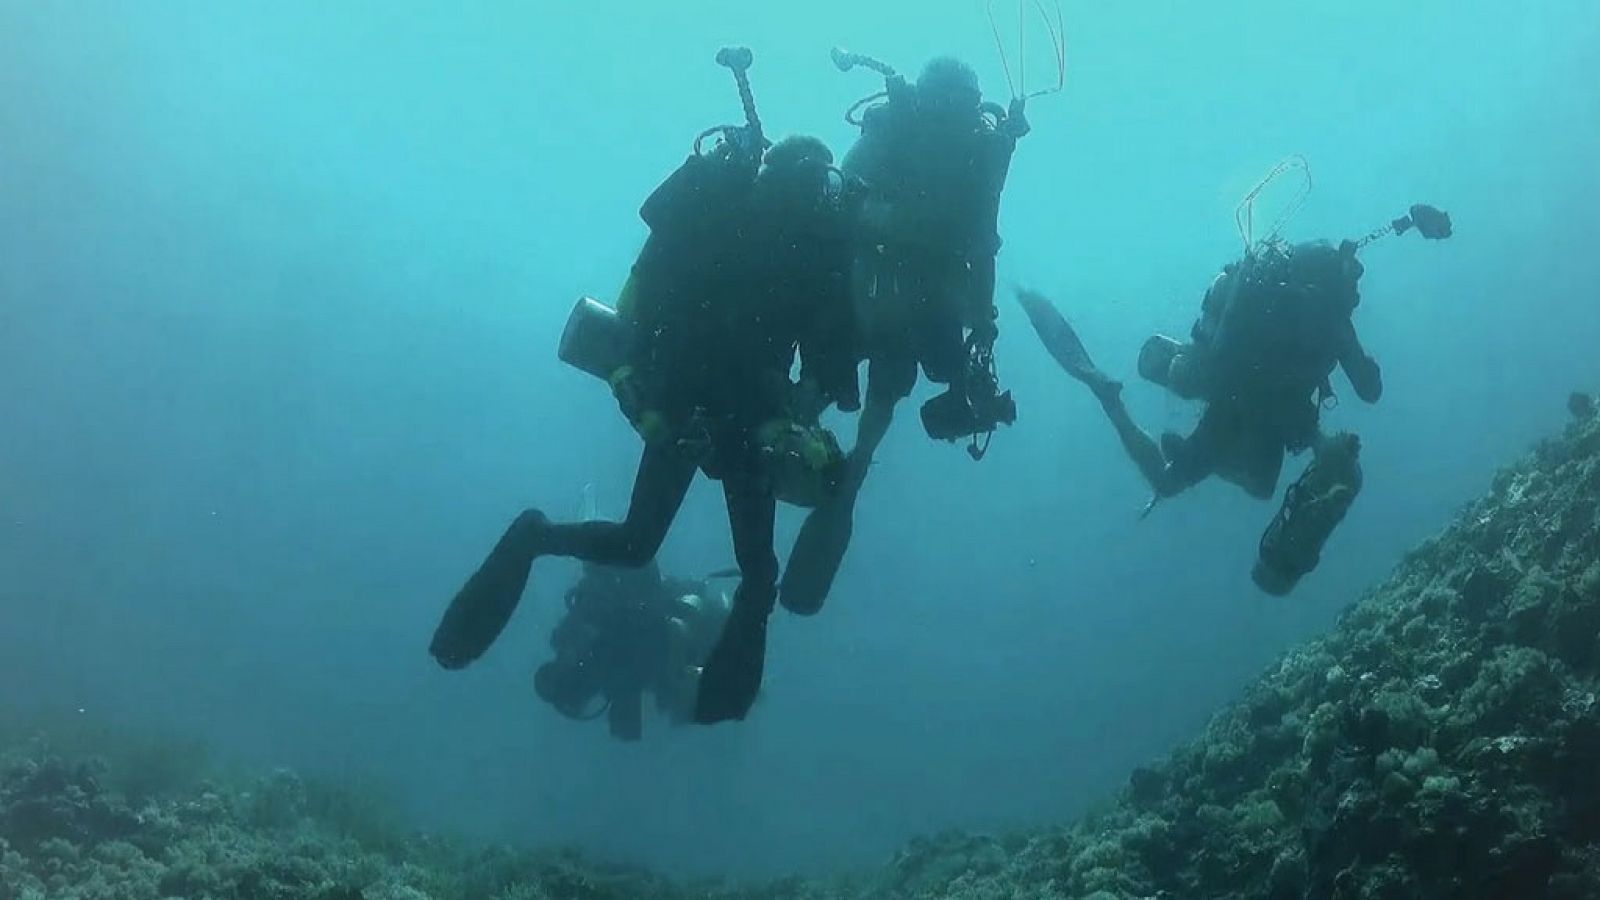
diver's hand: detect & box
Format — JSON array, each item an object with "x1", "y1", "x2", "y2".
[
  {"x1": 968, "y1": 310, "x2": 1000, "y2": 346},
  {"x1": 1006, "y1": 97, "x2": 1031, "y2": 138}
]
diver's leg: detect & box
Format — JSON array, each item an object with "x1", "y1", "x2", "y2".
[
  {"x1": 1239, "y1": 427, "x2": 1287, "y2": 501},
  {"x1": 850, "y1": 355, "x2": 915, "y2": 476},
  {"x1": 428, "y1": 444, "x2": 694, "y2": 670},
  {"x1": 1161, "y1": 404, "x2": 1234, "y2": 498},
  {"x1": 1097, "y1": 387, "x2": 1176, "y2": 495},
  {"x1": 1010, "y1": 288, "x2": 1174, "y2": 493},
  {"x1": 915, "y1": 261, "x2": 969, "y2": 390},
  {"x1": 695, "y1": 475, "x2": 780, "y2": 724},
  {"x1": 779, "y1": 353, "x2": 915, "y2": 615},
  {"x1": 607, "y1": 687, "x2": 645, "y2": 742},
  {"x1": 541, "y1": 443, "x2": 696, "y2": 564}
]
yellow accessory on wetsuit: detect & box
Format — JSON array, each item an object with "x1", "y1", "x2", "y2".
[
  {"x1": 609, "y1": 365, "x2": 669, "y2": 445},
  {"x1": 756, "y1": 418, "x2": 846, "y2": 508}
]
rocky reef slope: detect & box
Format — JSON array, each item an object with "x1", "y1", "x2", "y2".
[
  {"x1": 876, "y1": 413, "x2": 1600, "y2": 899},
  {"x1": 0, "y1": 752, "x2": 703, "y2": 900},
  {"x1": 4, "y1": 413, "x2": 1597, "y2": 900}
]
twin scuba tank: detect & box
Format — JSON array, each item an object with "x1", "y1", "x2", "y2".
[
  {"x1": 557, "y1": 47, "x2": 846, "y2": 508},
  {"x1": 559, "y1": 45, "x2": 769, "y2": 386}
]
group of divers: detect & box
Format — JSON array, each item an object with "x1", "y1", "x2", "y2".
[{"x1": 426, "y1": 31, "x2": 1455, "y2": 741}]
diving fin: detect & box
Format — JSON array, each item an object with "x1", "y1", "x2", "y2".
[
  {"x1": 779, "y1": 483, "x2": 859, "y2": 616},
  {"x1": 694, "y1": 596, "x2": 769, "y2": 724},
  {"x1": 429, "y1": 509, "x2": 549, "y2": 669},
  {"x1": 1015, "y1": 287, "x2": 1120, "y2": 401}
]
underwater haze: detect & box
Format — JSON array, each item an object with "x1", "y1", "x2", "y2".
[{"x1": 2, "y1": 0, "x2": 1597, "y2": 879}]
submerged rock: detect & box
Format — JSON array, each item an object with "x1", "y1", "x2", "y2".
[{"x1": 859, "y1": 413, "x2": 1600, "y2": 899}]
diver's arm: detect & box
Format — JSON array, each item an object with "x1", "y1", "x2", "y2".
[
  {"x1": 966, "y1": 254, "x2": 1000, "y2": 340},
  {"x1": 1336, "y1": 321, "x2": 1383, "y2": 404},
  {"x1": 797, "y1": 242, "x2": 862, "y2": 413},
  {"x1": 999, "y1": 97, "x2": 1031, "y2": 141}
]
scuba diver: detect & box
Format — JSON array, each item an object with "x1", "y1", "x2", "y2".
[
  {"x1": 429, "y1": 47, "x2": 863, "y2": 725},
  {"x1": 1017, "y1": 160, "x2": 1452, "y2": 594},
  {"x1": 535, "y1": 561, "x2": 732, "y2": 741},
  {"x1": 780, "y1": 13, "x2": 1066, "y2": 615}
]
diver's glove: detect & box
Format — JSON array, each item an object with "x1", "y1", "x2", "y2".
[
  {"x1": 1005, "y1": 97, "x2": 1031, "y2": 139},
  {"x1": 968, "y1": 308, "x2": 1000, "y2": 346}
]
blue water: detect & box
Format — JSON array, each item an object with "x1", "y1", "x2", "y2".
[{"x1": 1, "y1": 0, "x2": 1596, "y2": 879}]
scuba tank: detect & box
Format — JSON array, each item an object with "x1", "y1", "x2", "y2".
[
  {"x1": 640, "y1": 46, "x2": 769, "y2": 241},
  {"x1": 830, "y1": 47, "x2": 1020, "y2": 254},
  {"x1": 558, "y1": 46, "x2": 771, "y2": 386},
  {"x1": 559, "y1": 297, "x2": 633, "y2": 381},
  {"x1": 829, "y1": 47, "x2": 910, "y2": 192}
]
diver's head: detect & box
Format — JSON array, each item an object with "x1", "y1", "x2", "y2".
[
  {"x1": 764, "y1": 134, "x2": 833, "y2": 170},
  {"x1": 756, "y1": 135, "x2": 836, "y2": 209},
  {"x1": 1291, "y1": 240, "x2": 1363, "y2": 309},
  {"x1": 534, "y1": 659, "x2": 604, "y2": 720},
  {"x1": 916, "y1": 56, "x2": 982, "y2": 121}
]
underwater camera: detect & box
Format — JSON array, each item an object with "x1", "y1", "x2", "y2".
[
  {"x1": 920, "y1": 334, "x2": 1017, "y2": 454},
  {"x1": 920, "y1": 383, "x2": 1017, "y2": 443},
  {"x1": 920, "y1": 346, "x2": 1018, "y2": 448}
]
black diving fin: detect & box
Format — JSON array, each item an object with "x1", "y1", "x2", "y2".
[
  {"x1": 428, "y1": 510, "x2": 549, "y2": 669},
  {"x1": 779, "y1": 483, "x2": 858, "y2": 616},
  {"x1": 1015, "y1": 287, "x2": 1120, "y2": 401}
]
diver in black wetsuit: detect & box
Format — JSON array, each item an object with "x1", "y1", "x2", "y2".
[
  {"x1": 1017, "y1": 203, "x2": 1451, "y2": 594},
  {"x1": 429, "y1": 49, "x2": 862, "y2": 725},
  {"x1": 535, "y1": 561, "x2": 731, "y2": 741},
  {"x1": 780, "y1": 51, "x2": 1031, "y2": 616}
]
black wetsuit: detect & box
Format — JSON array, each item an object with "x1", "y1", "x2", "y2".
[
  {"x1": 1161, "y1": 241, "x2": 1382, "y2": 498},
  {"x1": 540, "y1": 565, "x2": 706, "y2": 741},
  {"x1": 843, "y1": 89, "x2": 1022, "y2": 400},
  {"x1": 429, "y1": 151, "x2": 860, "y2": 724},
  {"x1": 543, "y1": 157, "x2": 859, "y2": 601}
]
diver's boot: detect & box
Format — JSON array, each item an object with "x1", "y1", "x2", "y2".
[
  {"x1": 1253, "y1": 434, "x2": 1364, "y2": 596},
  {"x1": 694, "y1": 589, "x2": 771, "y2": 724},
  {"x1": 779, "y1": 470, "x2": 863, "y2": 616},
  {"x1": 429, "y1": 509, "x2": 550, "y2": 669}
]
